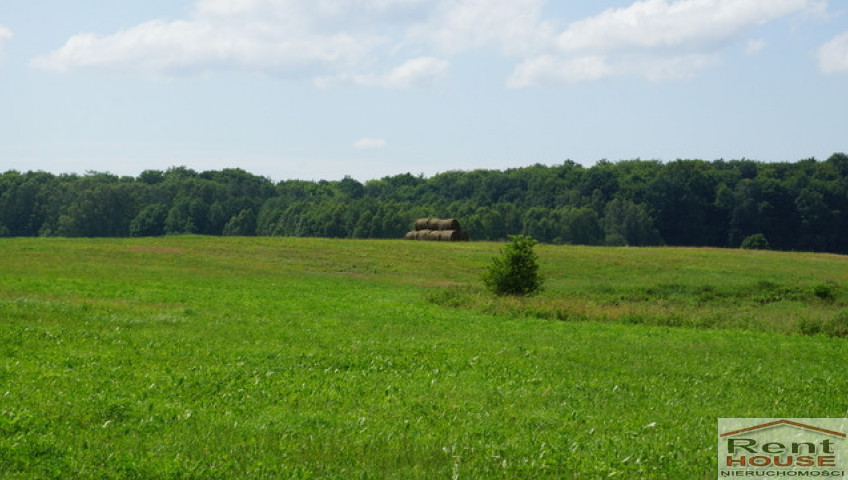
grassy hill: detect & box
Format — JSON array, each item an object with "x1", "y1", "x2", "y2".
[{"x1": 1, "y1": 237, "x2": 847, "y2": 478}]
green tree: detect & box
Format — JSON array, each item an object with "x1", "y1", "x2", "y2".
[
  {"x1": 222, "y1": 209, "x2": 257, "y2": 236},
  {"x1": 740, "y1": 233, "x2": 770, "y2": 250},
  {"x1": 603, "y1": 198, "x2": 662, "y2": 246},
  {"x1": 555, "y1": 207, "x2": 603, "y2": 245},
  {"x1": 130, "y1": 204, "x2": 168, "y2": 237},
  {"x1": 482, "y1": 235, "x2": 544, "y2": 296}
]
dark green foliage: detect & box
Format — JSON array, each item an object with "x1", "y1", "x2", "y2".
[
  {"x1": 223, "y1": 209, "x2": 257, "y2": 236},
  {"x1": 2, "y1": 153, "x2": 848, "y2": 253},
  {"x1": 827, "y1": 311, "x2": 848, "y2": 338},
  {"x1": 813, "y1": 282, "x2": 837, "y2": 302},
  {"x1": 603, "y1": 198, "x2": 662, "y2": 246},
  {"x1": 482, "y1": 235, "x2": 544, "y2": 296},
  {"x1": 129, "y1": 204, "x2": 168, "y2": 237},
  {"x1": 740, "y1": 233, "x2": 770, "y2": 250},
  {"x1": 800, "y1": 310, "x2": 848, "y2": 338}
]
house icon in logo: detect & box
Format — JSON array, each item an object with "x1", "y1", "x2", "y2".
[{"x1": 721, "y1": 419, "x2": 847, "y2": 439}]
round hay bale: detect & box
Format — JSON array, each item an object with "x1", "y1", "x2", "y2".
[
  {"x1": 438, "y1": 230, "x2": 459, "y2": 241},
  {"x1": 414, "y1": 218, "x2": 430, "y2": 231},
  {"x1": 436, "y1": 218, "x2": 460, "y2": 231},
  {"x1": 404, "y1": 231, "x2": 416, "y2": 240},
  {"x1": 427, "y1": 230, "x2": 442, "y2": 241}
]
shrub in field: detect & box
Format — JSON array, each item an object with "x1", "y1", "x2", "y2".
[
  {"x1": 799, "y1": 318, "x2": 823, "y2": 336},
  {"x1": 741, "y1": 233, "x2": 770, "y2": 250},
  {"x1": 799, "y1": 310, "x2": 848, "y2": 338},
  {"x1": 482, "y1": 235, "x2": 544, "y2": 297},
  {"x1": 813, "y1": 282, "x2": 837, "y2": 302},
  {"x1": 824, "y1": 311, "x2": 848, "y2": 338}
]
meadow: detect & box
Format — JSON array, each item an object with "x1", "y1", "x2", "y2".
[{"x1": 1, "y1": 236, "x2": 847, "y2": 479}]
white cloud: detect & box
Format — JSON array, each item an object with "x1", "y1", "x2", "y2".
[
  {"x1": 510, "y1": 0, "x2": 818, "y2": 86},
  {"x1": 0, "y1": 26, "x2": 12, "y2": 55},
  {"x1": 555, "y1": 0, "x2": 813, "y2": 54},
  {"x1": 508, "y1": 55, "x2": 613, "y2": 87},
  {"x1": 28, "y1": 0, "x2": 825, "y2": 87},
  {"x1": 817, "y1": 32, "x2": 848, "y2": 74},
  {"x1": 405, "y1": 0, "x2": 550, "y2": 56},
  {"x1": 353, "y1": 138, "x2": 388, "y2": 150},
  {"x1": 30, "y1": 0, "x2": 540, "y2": 83},
  {"x1": 30, "y1": 15, "x2": 375, "y2": 77},
  {"x1": 30, "y1": 0, "x2": 423, "y2": 78},
  {"x1": 326, "y1": 56, "x2": 448, "y2": 88}
]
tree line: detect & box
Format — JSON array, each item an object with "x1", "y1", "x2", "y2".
[{"x1": 1, "y1": 153, "x2": 847, "y2": 253}]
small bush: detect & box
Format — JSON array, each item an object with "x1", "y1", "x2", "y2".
[
  {"x1": 798, "y1": 318, "x2": 823, "y2": 336},
  {"x1": 812, "y1": 282, "x2": 837, "y2": 302},
  {"x1": 482, "y1": 235, "x2": 544, "y2": 297},
  {"x1": 799, "y1": 311, "x2": 848, "y2": 338},
  {"x1": 824, "y1": 311, "x2": 848, "y2": 338},
  {"x1": 741, "y1": 233, "x2": 770, "y2": 250}
]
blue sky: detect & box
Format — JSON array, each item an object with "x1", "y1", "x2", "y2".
[{"x1": 1, "y1": 0, "x2": 846, "y2": 181}]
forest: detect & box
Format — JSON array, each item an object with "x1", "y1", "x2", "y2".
[{"x1": 1, "y1": 153, "x2": 847, "y2": 253}]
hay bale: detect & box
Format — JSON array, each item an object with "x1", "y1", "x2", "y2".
[
  {"x1": 406, "y1": 221, "x2": 470, "y2": 241},
  {"x1": 435, "y1": 218, "x2": 460, "y2": 231},
  {"x1": 438, "y1": 230, "x2": 459, "y2": 241},
  {"x1": 413, "y1": 217, "x2": 462, "y2": 231}
]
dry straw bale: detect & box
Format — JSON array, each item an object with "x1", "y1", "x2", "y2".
[
  {"x1": 414, "y1": 218, "x2": 462, "y2": 231},
  {"x1": 438, "y1": 230, "x2": 459, "y2": 241},
  {"x1": 441, "y1": 219, "x2": 461, "y2": 230},
  {"x1": 406, "y1": 219, "x2": 470, "y2": 241}
]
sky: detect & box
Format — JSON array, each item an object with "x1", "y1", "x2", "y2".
[{"x1": 0, "y1": 0, "x2": 846, "y2": 182}]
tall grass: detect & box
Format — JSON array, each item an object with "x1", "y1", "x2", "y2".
[
  {"x1": 1, "y1": 237, "x2": 847, "y2": 478},
  {"x1": 428, "y1": 244, "x2": 848, "y2": 336}
]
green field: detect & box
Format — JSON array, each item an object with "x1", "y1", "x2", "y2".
[{"x1": 1, "y1": 237, "x2": 847, "y2": 479}]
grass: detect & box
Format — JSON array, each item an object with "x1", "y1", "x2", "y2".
[
  {"x1": 1, "y1": 236, "x2": 847, "y2": 478},
  {"x1": 428, "y1": 244, "x2": 848, "y2": 335}
]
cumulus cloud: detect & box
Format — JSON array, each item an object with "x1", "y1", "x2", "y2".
[
  {"x1": 405, "y1": 0, "x2": 550, "y2": 56},
  {"x1": 510, "y1": 0, "x2": 819, "y2": 86},
  {"x1": 817, "y1": 32, "x2": 848, "y2": 74},
  {"x1": 508, "y1": 55, "x2": 613, "y2": 87},
  {"x1": 0, "y1": 26, "x2": 12, "y2": 55},
  {"x1": 30, "y1": 14, "x2": 376, "y2": 76},
  {"x1": 31, "y1": 0, "x2": 428, "y2": 79},
  {"x1": 555, "y1": 0, "x2": 812, "y2": 54},
  {"x1": 29, "y1": 0, "x2": 823, "y2": 87},
  {"x1": 29, "y1": 0, "x2": 458, "y2": 86},
  {"x1": 353, "y1": 138, "x2": 388, "y2": 150},
  {"x1": 321, "y1": 56, "x2": 449, "y2": 88}
]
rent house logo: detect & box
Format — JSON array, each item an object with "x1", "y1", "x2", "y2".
[{"x1": 718, "y1": 418, "x2": 848, "y2": 478}]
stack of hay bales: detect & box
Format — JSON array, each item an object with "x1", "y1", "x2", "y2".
[{"x1": 404, "y1": 218, "x2": 470, "y2": 241}]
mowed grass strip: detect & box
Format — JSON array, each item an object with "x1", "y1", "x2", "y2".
[{"x1": 1, "y1": 237, "x2": 847, "y2": 479}]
